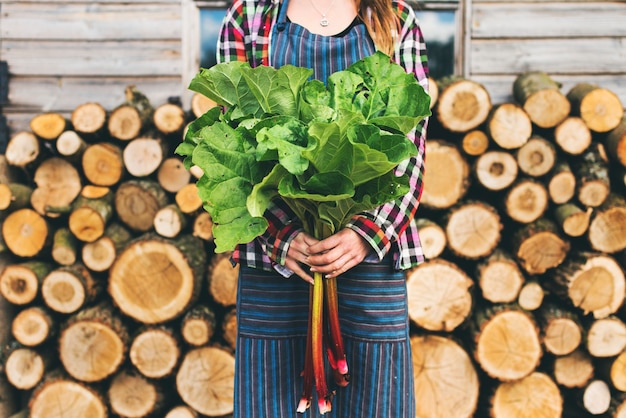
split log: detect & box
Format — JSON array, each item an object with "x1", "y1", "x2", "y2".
[
  {"x1": 567, "y1": 82, "x2": 624, "y2": 133},
  {"x1": 587, "y1": 193, "x2": 626, "y2": 254},
  {"x1": 51, "y1": 227, "x2": 79, "y2": 266},
  {"x1": 552, "y1": 349, "x2": 594, "y2": 389},
  {"x1": 512, "y1": 218, "x2": 569, "y2": 275},
  {"x1": 31, "y1": 156, "x2": 82, "y2": 218},
  {"x1": 165, "y1": 405, "x2": 199, "y2": 418},
  {"x1": 554, "y1": 116, "x2": 592, "y2": 155},
  {"x1": 415, "y1": 218, "x2": 447, "y2": 260},
  {"x1": 548, "y1": 252, "x2": 624, "y2": 319},
  {"x1": 58, "y1": 302, "x2": 129, "y2": 382},
  {"x1": 586, "y1": 316, "x2": 626, "y2": 358},
  {"x1": 461, "y1": 130, "x2": 489, "y2": 156},
  {"x1": 68, "y1": 186, "x2": 114, "y2": 243},
  {"x1": 473, "y1": 150, "x2": 518, "y2": 192},
  {"x1": 0, "y1": 261, "x2": 53, "y2": 305},
  {"x1": 503, "y1": 178, "x2": 549, "y2": 224},
  {"x1": 538, "y1": 303, "x2": 582, "y2": 356},
  {"x1": 486, "y1": 103, "x2": 532, "y2": 150},
  {"x1": 3, "y1": 345, "x2": 50, "y2": 390},
  {"x1": 108, "y1": 369, "x2": 165, "y2": 417},
  {"x1": 420, "y1": 140, "x2": 470, "y2": 209},
  {"x1": 82, "y1": 142, "x2": 125, "y2": 187},
  {"x1": 180, "y1": 304, "x2": 216, "y2": 347},
  {"x1": 4, "y1": 131, "x2": 41, "y2": 169},
  {"x1": 606, "y1": 116, "x2": 626, "y2": 168},
  {"x1": 154, "y1": 204, "x2": 187, "y2": 238},
  {"x1": 411, "y1": 334, "x2": 479, "y2": 418},
  {"x1": 129, "y1": 326, "x2": 181, "y2": 379},
  {"x1": 576, "y1": 142, "x2": 611, "y2": 208},
  {"x1": 81, "y1": 222, "x2": 132, "y2": 273},
  {"x1": 175, "y1": 183, "x2": 203, "y2": 214},
  {"x1": 157, "y1": 157, "x2": 192, "y2": 193},
  {"x1": 114, "y1": 179, "x2": 169, "y2": 232},
  {"x1": 192, "y1": 211, "x2": 214, "y2": 241},
  {"x1": 190, "y1": 92, "x2": 217, "y2": 118},
  {"x1": 515, "y1": 135, "x2": 556, "y2": 177},
  {"x1": 56, "y1": 130, "x2": 88, "y2": 162},
  {"x1": 472, "y1": 305, "x2": 542, "y2": 382},
  {"x1": 11, "y1": 306, "x2": 55, "y2": 347},
  {"x1": 108, "y1": 86, "x2": 154, "y2": 141},
  {"x1": 513, "y1": 71, "x2": 570, "y2": 128},
  {"x1": 2, "y1": 207, "x2": 50, "y2": 258},
  {"x1": 28, "y1": 370, "x2": 108, "y2": 418},
  {"x1": 70, "y1": 102, "x2": 108, "y2": 137},
  {"x1": 41, "y1": 264, "x2": 102, "y2": 314},
  {"x1": 123, "y1": 135, "x2": 168, "y2": 178},
  {"x1": 553, "y1": 203, "x2": 593, "y2": 237},
  {"x1": 490, "y1": 372, "x2": 562, "y2": 418},
  {"x1": 108, "y1": 235, "x2": 206, "y2": 324},
  {"x1": 207, "y1": 252, "x2": 238, "y2": 307},
  {"x1": 176, "y1": 346, "x2": 235, "y2": 417},
  {"x1": 475, "y1": 249, "x2": 525, "y2": 304},
  {"x1": 222, "y1": 307, "x2": 238, "y2": 351},
  {"x1": 517, "y1": 280, "x2": 544, "y2": 311},
  {"x1": 29, "y1": 112, "x2": 67, "y2": 141},
  {"x1": 547, "y1": 160, "x2": 577, "y2": 204},
  {"x1": 406, "y1": 258, "x2": 473, "y2": 332},
  {"x1": 435, "y1": 76, "x2": 492, "y2": 133},
  {"x1": 153, "y1": 102, "x2": 186, "y2": 136},
  {"x1": 444, "y1": 201, "x2": 502, "y2": 259}
]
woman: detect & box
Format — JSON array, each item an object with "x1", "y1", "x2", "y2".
[{"x1": 217, "y1": 0, "x2": 429, "y2": 415}]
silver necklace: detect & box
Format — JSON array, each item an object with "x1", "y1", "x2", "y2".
[{"x1": 307, "y1": 0, "x2": 337, "y2": 27}]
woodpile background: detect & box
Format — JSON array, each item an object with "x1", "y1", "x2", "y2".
[{"x1": 0, "y1": 72, "x2": 625, "y2": 418}]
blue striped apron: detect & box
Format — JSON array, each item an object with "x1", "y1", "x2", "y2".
[{"x1": 233, "y1": 3, "x2": 415, "y2": 417}]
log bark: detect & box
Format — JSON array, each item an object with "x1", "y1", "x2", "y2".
[
  {"x1": 59, "y1": 302, "x2": 129, "y2": 382},
  {"x1": 512, "y1": 218, "x2": 569, "y2": 275},
  {"x1": 411, "y1": 334, "x2": 479, "y2": 418},
  {"x1": 547, "y1": 159, "x2": 576, "y2": 204},
  {"x1": 567, "y1": 82, "x2": 624, "y2": 133},
  {"x1": 420, "y1": 140, "x2": 470, "y2": 209},
  {"x1": 29, "y1": 112, "x2": 67, "y2": 141},
  {"x1": 476, "y1": 249, "x2": 525, "y2": 304},
  {"x1": 0, "y1": 183, "x2": 32, "y2": 215},
  {"x1": 31, "y1": 157, "x2": 82, "y2": 218},
  {"x1": 108, "y1": 235, "x2": 206, "y2": 324},
  {"x1": 445, "y1": 201, "x2": 502, "y2": 259},
  {"x1": 513, "y1": 71, "x2": 570, "y2": 128},
  {"x1": 473, "y1": 150, "x2": 518, "y2": 192},
  {"x1": 108, "y1": 85, "x2": 154, "y2": 141},
  {"x1": 554, "y1": 116, "x2": 592, "y2": 155},
  {"x1": 108, "y1": 369, "x2": 165, "y2": 417},
  {"x1": 41, "y1": 263, "x2": 102, "y2": 314},
  {"x1": 114, "y1": 179, "x2": 169, "y2": 232},
  {"x1": 487, "y1": 103, "x2": 532, "y2": 150},
  {"x1": 11, "y1": 306, "x2": 55, "y2": 347},
  {"x1": 503, "y1": 178, "x2": 549, "y2": 224},
  {"x1": 406, "y1": 258, "x2": 473, "y2": 332},
  {"x1": 82, "y1": 142, "x2": 125, "y2": 187},
  {"x1": 606, "y1": 116, "x2": 626, "y2": 168},
  {"x1": 207, "y1": 252, "x2": 239, "y2": 307},
  {"x1": 472, "y1": 305, "x2": 542, "y2": 382},
  {"x1": 181, "y1": 304, "x2": 216, "y2": 347},
  {"x1": 81, "y1": 222, "x2": 132, "y2": 273},
  {"x1": 576, "y1": 143, "x2": 611, "y2": 208},
  {"x1": 28, "y1": 370, "x2": 108, "y2": 418},
  {"x1": 123, "y1": 135, "x2": 168, "y2": 178},
  {"x1": 0, "y1": 261, "x2": 52, "y2": 305},
  {"x1": 435, "y1": 76, "x2": 492, "y2": 133},
  {"x1": 68, "y1": 187, "x2": 114, "y2": 243},
  {"x1": 176, "y1": 346, "x2": 235, "y2": 417},
  {"x1": 415, "y1": 218, "x2": 447, "y2": 260},
  {"x1": 157, "y1": 157, "x2": 192, "y2": 193},
  {"x1": 552, "y1": 349, "x2": 594, "y2": 389},
  {"x1": 129, "y1": 326, "x2": 181, "y2": 379},
  {"x1": 515, "y1": 135, "x2": 556, "y2": 177},
  {"x1": 51, "y1": 227, "x2": 79, "y2": 266},
  {"x1": 4, "y1": 131, "x2": 41, "y2": 169},
  {"x1": 70, "y1": 102, "x2": 108, "y2": 136},
  {"x1": 587, "y1": 193, "x2": 626, "y2": 254},
  {"x1": 490, "y1": 372, "x2": 562, "y2": 418}
]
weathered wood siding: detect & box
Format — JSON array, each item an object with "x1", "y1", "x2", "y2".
[
  {"x1": 466, "y1": 0, "x2": 626, "y2": 105},
  {"x1": 0, "y1": 0, "x2": 194, "y2": 133}
]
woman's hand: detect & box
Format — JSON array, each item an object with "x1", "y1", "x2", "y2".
[
  {"x1": 284, "y1": 232, "x2": 319, "y2": 284},
  {"x1": 307, "y1": 229, "x2": 370, "y2": 279}
]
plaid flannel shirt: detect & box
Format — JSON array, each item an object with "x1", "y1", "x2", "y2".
[{"x1": 217, "y1": 0, "x2": 429, "y2": 274}]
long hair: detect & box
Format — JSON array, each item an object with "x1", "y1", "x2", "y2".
[{"x1": 357, "y1": 0, "x2": 401, "y2": 56}]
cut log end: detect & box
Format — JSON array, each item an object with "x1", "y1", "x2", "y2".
[
  {"x1": 436, "y1": 79, "x2": 492, "y2": 132},
  {"x1": 421, "y1": 140, "x2": 470, "y2": 210},
  {"x1": 474, "y1": 151, "x2": 518, "y2": 192},
  {"x1": 108, "y1": 370, "x2": 162, "y2": 417},
  {"x1": 446, "y1": 202, "x2": 501, "y2": 259},
  {"x1": 553, "y1": 349, "x2": 594, "y2": 389},
  {"x1": 71, "y1": 102, "x2": 107, "y2": 134},
  {"x1": 29, "y1": 377, "x2": 108, "y2": 418},
  {"x1": 30, "y1": 112, "x2": 66, "y2": 141},
  {"x1": 491, "y1": 372, "x2": 562, "y2": 417},
  {"x1": 130, "y1": 328, "x2": 180, "y2": 379}
]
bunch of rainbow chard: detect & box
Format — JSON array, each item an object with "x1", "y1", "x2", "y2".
[{"x1": 176, "y1": 51, "x2": 430, "y2": 414}]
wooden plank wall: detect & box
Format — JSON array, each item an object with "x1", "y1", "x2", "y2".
[
  {"x1": 465, "y1": 0, "x2": 626, "y2": 106},
  {"x1": 0, "y1": 0, "x2": 191, "y2": 133}
]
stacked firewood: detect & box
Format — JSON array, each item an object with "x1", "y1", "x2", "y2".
[{"x1": 0, "y1": 73, "x2": 624, "y2": 417}]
